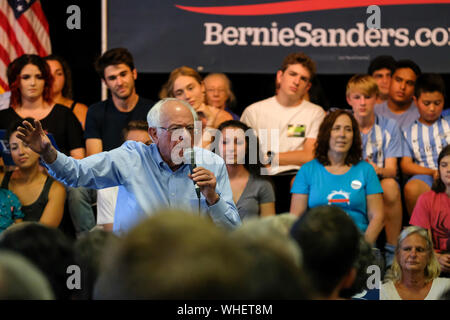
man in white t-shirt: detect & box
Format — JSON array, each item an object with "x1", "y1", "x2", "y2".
[{"x1": 241, "y1": 52, "x2": 325, "y2": 213}]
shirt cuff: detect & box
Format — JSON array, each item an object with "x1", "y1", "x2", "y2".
[{"x1": 42, "y1": 150, "x2": 66, "y2": 173}]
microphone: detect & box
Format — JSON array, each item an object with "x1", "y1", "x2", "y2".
[{"x1": 185, "y1": 148, "x2": 201, "y2": 199}]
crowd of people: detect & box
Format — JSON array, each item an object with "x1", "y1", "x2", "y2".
[{"x1": 0, "y1": 48, "x2": 449, "y2": 300}]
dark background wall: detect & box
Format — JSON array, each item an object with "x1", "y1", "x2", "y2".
[{"x1": 41, "y1": 0, "x2": 449, "y2": 115}]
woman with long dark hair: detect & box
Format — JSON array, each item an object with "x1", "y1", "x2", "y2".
[
  {"x1": 290, "y1": 109, "x2": 384, "y2": 244},
  {"x1": 44, "y1": 55, "x2": 88, "y2": 129},
  {"x1": 217, "y1": 120, "x2": 275, "y2": 221},
  {"x1": 0, "y1": 119, "x2": 65, "y2": 226}
]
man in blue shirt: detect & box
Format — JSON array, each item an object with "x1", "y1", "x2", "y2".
[{"x1": 15, "y1": 98, "x2": 241, "y2": 234}]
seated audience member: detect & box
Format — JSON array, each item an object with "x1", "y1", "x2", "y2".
[
  {"x1": 410, "y1": 145, "x2": 450, "y2": 275},
  {"x1": 290, "y1": 205, "x2": 361, "y2": 299},
  {"x1": 0, "y1": 250, "x2": 54, "y2": 299},
  {"x1": 381, "y1": 226, "x2": 450, "y2": 300},
  {"x1": 0, "y1": 188, "x2": 23, "y2": 233},
  {"x1": 159, "y1": 66, "x2": 233, "y2": 148},
  {"x1": 0, "y1": 119, "x2": 65, "y2": 226},
  {"x1": 401, "y1": 73, "x2": 449, "y2": 215},
  {"x1": 217, "y1": 120, "x2": 275, "y2": 221},
  {"x1": 347, "y1": 74, "x2": 404, "y2": 265},
  {"x1": 96, "y1": 120, "x2": 152, "y2": 231},
  {"x1": 241, "y1": 52, "x2": 325, "y2": 213},
  {"x1": 230, "y1": 215, "x2": 313, "y2": 298},
  {"x1": 44, "y1": 55, "x2": 89, "y2": 129},
  {"x1": 374, "y1": 59, "x2": 421, "y2": 129},
  {"x1": 367, "y1": 55, "x2": 396, "y2": 104},
  {"x1": 94, "y1": 210, "x2": 307, "y2": 299},
  {"x1": 73, "y1": 230, "x2": 120, "y2": 299},
  {"x1": 290, "y1": 110, "x2": 384, "y2": 245},
  {"x1": 0, "y1": 222, "x2": 76, "y2": 300},
  {"x1": 0, "y1": 54, "x2": 88, "y2": 235},
  {"x1": 0, "y1": 54, "x2": 85, "y2": 158},
  {"x1": 230, "y1": 213, "x2": 302, "y2": 267},
  {"x1": 204, "y1": 73, "x2": 240, "y2": 120},
  {"x1": 86, "y1": 48, "x2": 153, "y2": 155}
]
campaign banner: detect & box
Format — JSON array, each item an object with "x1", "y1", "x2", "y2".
[{"x1": 108, "y1": 0, "x2": 450, "y2": 74}]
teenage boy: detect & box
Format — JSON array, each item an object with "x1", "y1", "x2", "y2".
[
  {"x1": 347, "y1": 74, "x2": 405, "y2": 266},
  {"x1": 241, "y1": 52, "x2": 325, "y2": 213},
  {"x1": 401, "y1": 73, "x2": 449, "y2": 215},
  {"x1": 367, "y1": 55, "x2": 396, "y2": 104},
  {"x1": 375, "y1": 60, "x2": 421, "y2": 129}
]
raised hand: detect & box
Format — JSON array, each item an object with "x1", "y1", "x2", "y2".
[{"x1": 16, "y1": 120, "x2": 57, "y2": 163}]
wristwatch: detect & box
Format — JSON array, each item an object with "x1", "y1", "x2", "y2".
[{"x1": 207, "y1": 193, "x2": 220, "y2": 206}]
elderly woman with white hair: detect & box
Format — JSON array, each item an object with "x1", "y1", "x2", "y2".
[{"x1": 381, "y1": 226, "x2": 450, "y2": 300}]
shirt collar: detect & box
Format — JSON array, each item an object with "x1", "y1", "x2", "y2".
[{"x1": 149, "y1": 143, "x2": 190, "y2": 172}]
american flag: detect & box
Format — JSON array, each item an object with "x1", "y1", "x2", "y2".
[{"x1": 0, "y1": 0, "x2": 51, "y2": 93}]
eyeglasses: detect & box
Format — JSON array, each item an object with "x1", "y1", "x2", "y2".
[{"x1": 158, "y1": 125, "x2": 198, "y2": 134}]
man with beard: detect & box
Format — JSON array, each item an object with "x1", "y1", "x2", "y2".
[{"x1": 85, "y1": 48, "x2": 153, "y2": 155}]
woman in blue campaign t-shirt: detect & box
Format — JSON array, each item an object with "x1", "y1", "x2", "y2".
[{"x1": 290, "y1": 110, "x2": 384, "y2": 245}]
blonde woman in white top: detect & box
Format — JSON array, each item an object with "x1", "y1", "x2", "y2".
[{"x1": 381, "y1": 226, "x2": 450, "y2": 300}]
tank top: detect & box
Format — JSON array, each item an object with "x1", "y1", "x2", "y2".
[{"x1": 1, "y1": 172, "x2": 54, "y2": 222}]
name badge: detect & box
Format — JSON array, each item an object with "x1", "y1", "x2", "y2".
[{"x1": 287, "y1": 124, "x2": 306, "y2": 137}]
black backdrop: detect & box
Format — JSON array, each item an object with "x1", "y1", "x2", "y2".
[{"x1": 41, "y1": 0, "x2": 449, "y2": 115}]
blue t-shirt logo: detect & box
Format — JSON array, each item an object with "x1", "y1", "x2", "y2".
[{"x1": 327, "y1": 190, "x2": 350, "y2": 206}]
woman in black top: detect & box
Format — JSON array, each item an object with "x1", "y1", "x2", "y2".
[
  {"x1": 44, "y1": 55, "x2": 89, "y2": 130},
  {"x1": 0, "y1": 119, "x2": 66, "y2": 226},
  {"x1": 0, "y1": 54, "x2": 84, "y2": 158}
]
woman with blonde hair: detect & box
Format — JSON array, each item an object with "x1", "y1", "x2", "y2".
[
  {"x1": 381, "y1": 226, "x2": 450, "y2": 300},
  {"x1": 159, "y1": 66, "x2": 232, "y2": 147}
]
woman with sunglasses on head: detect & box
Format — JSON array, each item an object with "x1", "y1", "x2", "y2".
[{"x1": 290, "y1": 109, "x2": 384, "y2": 245}]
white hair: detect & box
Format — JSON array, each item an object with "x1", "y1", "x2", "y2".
[{"x1": 146, "y1": 98, "x2": 198, "y2": 129}]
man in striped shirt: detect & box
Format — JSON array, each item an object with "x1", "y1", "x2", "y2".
[
  {"x1": 347, "y1": 74, "x2": 405, "y2": 266},
  {"x1": 401, "y1": 74, "x2": 449, "y2": 215}
]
